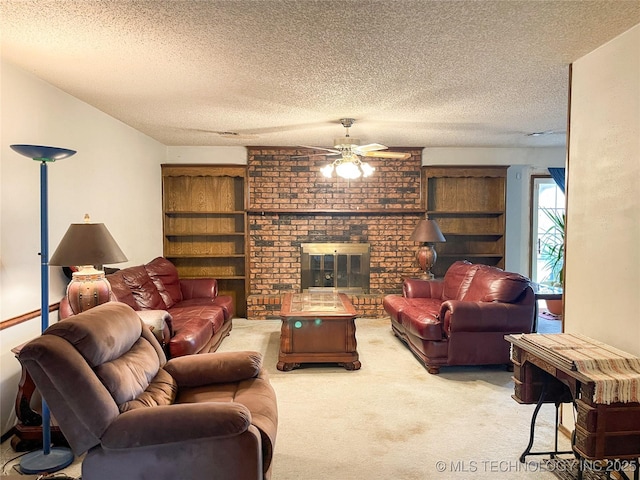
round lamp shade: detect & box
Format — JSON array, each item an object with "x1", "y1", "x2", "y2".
[{"x1": 10, "y1": 144, "x2": 76, "y2": 162}]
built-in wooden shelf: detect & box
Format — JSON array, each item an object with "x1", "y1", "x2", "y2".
[
  {"x1": 424, "y1": 165, "x2": 507, "y2": 276},
  {"x1": 162, "y1": 164, "x2": 249, "y2": 317},
  {"x1": 166, "y1": 254, "x2": 246, "y2": 258},
  {"x1": 427, "y1": 210, "x2": 504, "y2": 216},
  {"x1": 165, "y1": 211, "x2": 245, "y2": 215},
  {"x1": 441, "y1": 232, "x2": 504, "y2": 237}
]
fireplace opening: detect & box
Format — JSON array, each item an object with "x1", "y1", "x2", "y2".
[{"x1": 300, "y1": 243, "x2": 370, "y2": 294}]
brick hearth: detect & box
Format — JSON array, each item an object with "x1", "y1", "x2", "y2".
[{"x1": 246, "y1": 146, "x2": 425, "y2": 319}]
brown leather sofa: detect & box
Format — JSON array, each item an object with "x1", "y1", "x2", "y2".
[
  {"x1": 19, "y1": 302, "x2": 278, "y2": 480},
  {"x1": 60, "y1": 257, "x2": 234, "y2": 357},
  {"x1": 383, "y1": 260, "x2": 535, "y2": 374}
]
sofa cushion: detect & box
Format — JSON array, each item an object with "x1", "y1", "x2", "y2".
[
  {"x1": 442, "y1": 261, "x2": 478, "y2": 300},
  {"x1": 210, "y1": 294, "x2": 234, "y2": 321},
  {"x1": 463, "y1": 265, "x2": 530, "y2": 303},
  {"x1": 119, "y1": 266, "x2": 167, "y2": 310},
  {"x1": 171, "y1": 302, "x2": 225, "y2": 332},
  {"x1": 119, "y1": 368, "x2": 177, "y2": 412},
  {"x1": 107, "y1": 271, "x2": 140, "y2": 310},
  {"x1": 95, "y1": 337, "x2": 160, "y2": 405},
  {"x1": 144, "y1": 257, "x2": 183, "y2": 308},
  {"x1": 401, "y1": 305, "x2": 444, "y2": 341},
  {"x1": 168, "y1": 312, "x2": 216, "y2": 357},
  {"x1": 483, "y1": 273, "x2": 530, "y2": 303},
  {"x1": 383, "y1": 295, "x2": 411, "y2": 323}
]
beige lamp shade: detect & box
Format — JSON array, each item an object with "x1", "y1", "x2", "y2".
[{"x1": 50, "y1": 222, "x2": 127, "y2": 267}]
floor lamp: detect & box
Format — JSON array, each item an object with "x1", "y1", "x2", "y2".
[{"x1": 10, "y1": 144, "x2": 76, "y2": 474}]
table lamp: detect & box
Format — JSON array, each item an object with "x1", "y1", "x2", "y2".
[
  {"x1": 409, "y1": 216, "x2": 446, "y2": 279},
  {"x1": 50, "y1": 214, "x2": 127, "y2": 314}
]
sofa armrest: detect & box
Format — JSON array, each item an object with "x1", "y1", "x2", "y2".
[
  {"x1": 403, "y1": 278, "x2": 443, "y2": 299},
  {"x1": 164, "y1": 351, "x2": 263, "y2": 387},
  {"x1": 180, "y1": 278, "x2": 218, "y2": 300},
  {"x1": 440, "y1": 300, "x2": 535, "y2": 335},
  {"x1": 101, "y1": 402, "x2": 251, "y2": 448}
]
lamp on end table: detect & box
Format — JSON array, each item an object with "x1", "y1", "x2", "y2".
[
  {"x1": 50, "y1": 214, "x2": 127, "y2": 315},
  {"x1": 409, "y1": 216, "x2": 446, "y2": 280}
]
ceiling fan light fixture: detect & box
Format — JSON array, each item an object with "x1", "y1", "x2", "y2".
[
  {"x1": 335, "y1": 160, "x2": 361, "y2": 179},
  {"x1": 312, "y1": 118, "x2": 402, "y2": 179},
  {"x1": 322, "y1": 153, "x2": 374, "y2": 180},
  {"x1": 361, "y1": 162, "x2": 375, "y2": 177},
  {"x1": 321, "y1": 164, "x2": 334, "y2": 178}
]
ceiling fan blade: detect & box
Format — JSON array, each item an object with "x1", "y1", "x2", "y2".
[
  {"x1": 354, "y1": 143, "x2": 388, "y2": 153},
  {"x1": 299, "y1": 145, "x2": 342, "y2": 155},
  {"x1": 292, "y1": 153, "x2": 339, "y2": 159},
  {"x1": 361, "y1": 151, "x2": 412, "y2": 160}
]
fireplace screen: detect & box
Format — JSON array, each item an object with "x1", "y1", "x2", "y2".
[{"x1": 300, "y1": 243, "x2": 370, "y2": 294}]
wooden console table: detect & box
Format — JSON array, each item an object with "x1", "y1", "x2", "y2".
[
  {"x1": 505, "y1": 333, "x2": 640, "y2": 470},
  {"x1": 278, "y1": 292, "x2": 360, "y2": 371}
]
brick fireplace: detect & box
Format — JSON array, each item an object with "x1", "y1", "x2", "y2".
[
  {"x1": 246, "y1": 146, "x2": 425, "y2": 319},
  {"x1": 300, "y1": 242, "x2": 370, "y2": 294}
]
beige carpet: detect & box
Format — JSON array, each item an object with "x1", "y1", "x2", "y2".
[
  {"x1": 219, "y1": 318, "x2": 570, "y2": 480},
  {"x1": 2, "y1": 317, "x2": 573, "y2": 479}
]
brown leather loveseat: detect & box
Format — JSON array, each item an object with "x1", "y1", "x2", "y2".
[
  {"x1": 60, "y1": 257, "x2": 233, "y2": 357},
  {"x1": 383, "y1": 261, "x2": 535, "y2": 374},
  {"x1": 20, "y1": 302, "x2": 278, "y2": 480}
]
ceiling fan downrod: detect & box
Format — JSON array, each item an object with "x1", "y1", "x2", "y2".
[{"x1": 335, "y1": 118, "x2": 359, "y2": 150}]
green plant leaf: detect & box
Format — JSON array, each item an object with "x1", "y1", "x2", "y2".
[{"x1": 540, "y1": 208, "x2": 565, "y2": 284}]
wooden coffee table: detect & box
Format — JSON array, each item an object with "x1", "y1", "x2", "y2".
[{"x1": 277, "y1": 292, "x2": 360, "y2": 371}]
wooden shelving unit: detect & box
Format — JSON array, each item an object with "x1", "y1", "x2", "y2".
[
  {"x1": 162, "y1": 165, "x2": 248, "y2": 317},
  {"x1": 423, "y1": 166, "x2": 507, "y2": 277}
]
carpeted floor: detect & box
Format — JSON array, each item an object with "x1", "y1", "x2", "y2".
[
  {"x1": 2, "y1": 316, "x2": 575, "y2": 479},
  {"x1": 536, "y1": 314, "x2": 563, "y2": 334},
  {"x1": 220, "y1": 317, "x2": 571, "y2": 480}
]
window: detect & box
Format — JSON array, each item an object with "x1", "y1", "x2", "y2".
[{"x1": 531, "y1": 177, "x2": 565, "y2": 283}]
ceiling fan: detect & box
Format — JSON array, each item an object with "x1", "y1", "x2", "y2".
[{"x1": 302, "y1": 118, "x2": 411, "y2": 160}]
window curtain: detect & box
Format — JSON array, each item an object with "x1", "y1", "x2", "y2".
[{"x1": 548, "y1": 167, "x2": 565, "y2": 193}]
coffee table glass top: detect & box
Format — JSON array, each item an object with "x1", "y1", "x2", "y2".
[{"x1": 288, "y1": 292, "x2": 347, "y2": 313}]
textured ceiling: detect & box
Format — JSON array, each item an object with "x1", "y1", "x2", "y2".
[{"x1": 1, "y1": 1, "x2": 639, "y2": 149}]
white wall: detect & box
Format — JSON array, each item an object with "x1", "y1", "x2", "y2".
[
  {"x1": 423, "y1": 147, "x2": 566, "y2": 275},
  {"x1": 0, "y1": 60, "x2": 166, "y2": 435},
  {"x1": 564, "y1": 25, "x2": 640, "y2": 355},
  {"x1": 166, "y1": 146, "x2": 247, "y2": 164}
]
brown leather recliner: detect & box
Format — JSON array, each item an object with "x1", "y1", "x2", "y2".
[
  {"x1": 383, "y1": 261, "x2": 535, "y2": 374},
  {"x1": 19, "y1": 302, "x2": 278, "y2": 480}
]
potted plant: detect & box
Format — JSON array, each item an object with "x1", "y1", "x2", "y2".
[{"x1": 539, "y1": 208, "x2": 565, "y2": 315}]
